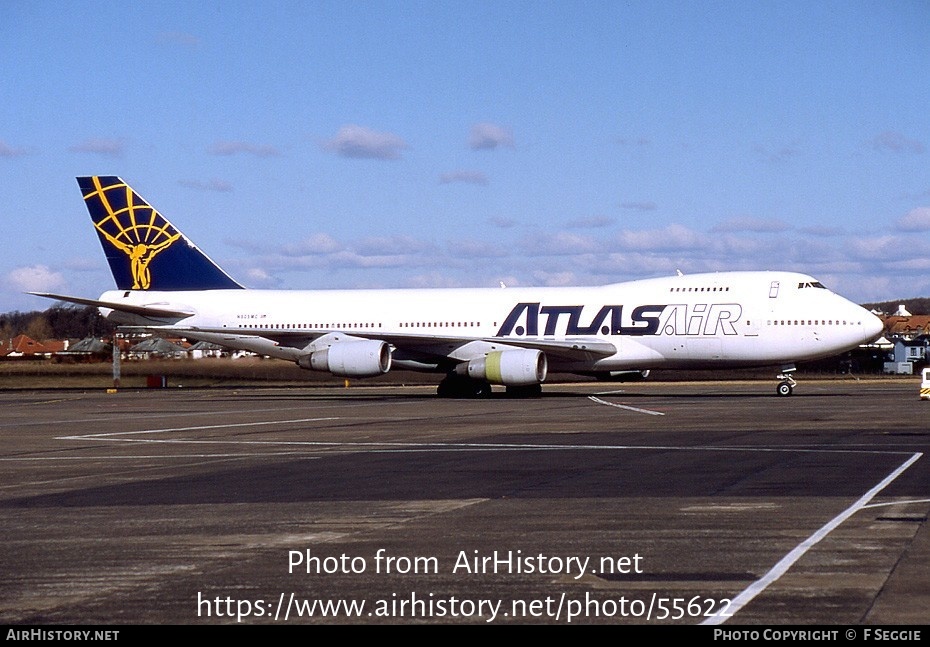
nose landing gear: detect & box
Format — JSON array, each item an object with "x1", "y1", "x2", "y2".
[{"x1": 776, "y1": 365, "x2": 797, "y2": 396}]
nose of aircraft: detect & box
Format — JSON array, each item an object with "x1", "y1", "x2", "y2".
[{"x1": 860, "y1": 307, "x2": 884, "y2": 344}]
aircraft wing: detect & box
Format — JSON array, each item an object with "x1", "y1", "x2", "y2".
[
  {"x1": 470, "y1": 336, "x2": 617, "y2": 360},
  {"x1": 370, "y1": 331, "x2": 616, "y2": 362},
  {"x1": 126, "y1": 324, "x2": 617, "y2": 362},
  {"x1": 30, "y1": 290, "x2": 617, "y2": 363}
]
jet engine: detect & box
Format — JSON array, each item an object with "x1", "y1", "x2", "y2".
[
  {"x1": 296, "y1": 339, "x2": 391, "y2": 377},
  {"x1": 456, "y1": 349, "x2": 547, "y2": 386}
]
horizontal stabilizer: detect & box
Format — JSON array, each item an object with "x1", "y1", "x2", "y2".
[{"x1": 29, "y1": 292, "x2": 194, "y2": 319}]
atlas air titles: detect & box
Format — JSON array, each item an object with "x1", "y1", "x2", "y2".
[{"x1": 496, "y1": 302, "x2": 743, "y2": 337}]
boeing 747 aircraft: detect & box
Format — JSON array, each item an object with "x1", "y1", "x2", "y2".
[{"x1": 32, "y1": 176, "x2": 884, "y2": 397}]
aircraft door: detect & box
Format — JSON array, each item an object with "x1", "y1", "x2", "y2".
[{"x1": 768, "y1": 280, "x2": 780, "y2": 317}]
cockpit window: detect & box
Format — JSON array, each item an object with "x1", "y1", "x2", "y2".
[{"x1": 798, "y1": 281, "x2": 827, "y2": 289}]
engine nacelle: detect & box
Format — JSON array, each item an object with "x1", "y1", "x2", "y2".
[
  {"x1": 457, "y1": 349, "x2": 547, "y2": 386},
  {"x1": 296, "y1": 340, "x2": 391, "y2": 378}
]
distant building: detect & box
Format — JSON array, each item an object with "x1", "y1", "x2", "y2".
[
  {"x1": 880, "y1": 314, "x2": 930, "y2": 374},
  {"x1": 0, "y1": 334, "x2": 67, "y2": 359},
  {"x1": 882, "y1": 315, "x2": 930, "y2": 341},
  {"x1": 187, "y1": 341, "x2": 225, "y2": 359},
  {"x1": 127, "y1": 338, "x2": 189, "y2": 360},
  {"x1": 54, "y1": 337, "x2": 112, "y2": 362}
]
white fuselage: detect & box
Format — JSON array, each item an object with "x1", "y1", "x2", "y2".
[{"x1": 98, "y1": 270, "x2": 883, "y2": 376}]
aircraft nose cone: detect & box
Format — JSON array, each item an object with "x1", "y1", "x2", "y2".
[{"x1": 862, "y1": 310, "x2": 884, "y2": 343}]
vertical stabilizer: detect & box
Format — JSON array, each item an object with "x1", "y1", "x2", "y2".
[{"x1": 77, "y1": 176, "x2": 243, "y2": 291}]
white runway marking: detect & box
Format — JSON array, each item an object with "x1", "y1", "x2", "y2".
[
  {"x1": 20, "y1": 410, "x2": 927, "y2": 625},
  {"x1": 58, "y1": 417, "x2": 340, "y2": 439},
  {"x1": 702, "y1": 451, "x2": 924, "y2": 626},
  {"x1": 1, "y1": 452, "x2": 321, "y2": 462},
  {"x1": 41, "y1": 416, "x2": 916, "y2": 459},
  {"x1": 587, "y1": 395, "x2": 665, "y2": 416},
  {"x1": 861, "y1": 498, "x2": 930, "y2": 509},
  {"x1": 0, "y1": 406, "x2": 347, "y2": 430}
]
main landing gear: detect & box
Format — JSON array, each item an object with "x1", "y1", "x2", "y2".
[
  {"x1": 436, "y1": 374, "x2": 544, "y2": 398},
  {"x1": 437, "y1": 374, "x2": 492, "y2": 398},
  {"x1": 776, "y1": 365, "x2": 797, "y2": 397}
]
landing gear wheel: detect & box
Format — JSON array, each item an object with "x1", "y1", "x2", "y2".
[
  {"x1": 474, "y1": 381, "x2": 493, "y2": 398},
  {"x1": 437, "y1": 374, "x2": 492, "y2": 398},
  {"x1": 775, "y1": 365, "x2": 797, "y2": 397},
  {"x1": 505, "y1": 384, "x2": 543, "y2": 398}
]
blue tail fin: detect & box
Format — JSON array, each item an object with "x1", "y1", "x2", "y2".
[{"x1": 77, "y1": 176, "x2": 243, "y2": 291}]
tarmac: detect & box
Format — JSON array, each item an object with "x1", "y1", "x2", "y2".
[{"x1": 0, "y1": 378, "x2": 927, "y2": 625}]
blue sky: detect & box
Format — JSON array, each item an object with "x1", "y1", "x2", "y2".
[{"x1": 2, "y1": 1, "x2": 929, "y2": 312}]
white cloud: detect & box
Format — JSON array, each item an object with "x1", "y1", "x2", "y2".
[
  {"x1": 69, "y1": 138, "x2": 126, "y2": 157},
  {"x1": 600, "y1": 252, "x2": 689, "y2": 277},
  {"x1": 354, "y1": 236, "x2": 435, "y2": 256},
  {"x1": 447, "y1": 239, "x2": 508, "y2": 259},
  {"x1": 895, "y1": 207, "x2": 930, "y2": 232},
  {"x1": 519, "y1": 231, "x2": 600, "y2": 256},
  {"x1": 847, "y1": 235, "x2": 903, "y2": 261},
  {"x1": 885, "y1": 258, "x2": 930, "y2": 272},
  {"x1": 328, "y1": 250, "x2": 419, "y2": 269},
  {"x1": 208, "y1": 141, "x2": 281, "y2": 157},
  {"x1": 205, "y1": 219, "x2": 930, "y2": 305},
  {"x1": 711, "y1": 217, "x2": 791, "y2": 233},
  {"x1": 842, "y1": 275, "x2": 900, "y2": 303},
  {"x1": 244, "y1": 268, "x2": 281, "y2": 287},
  {"x1": 615, "y1": 224, "x2": 707, "y2": 252},
  {"x1": 530, "y1": 271, "x2": 578, "y2": 287},
  {"x1": 711, "y1": 233, "x2": 770, "y2": 257},
  {"x1": 5, "y1": 265, "x2": 66, "y2": 293},
  {"x1": 224, "y1": 238, "x2": 272, "y2": 254},
  {"x1": 871, "y1": 131, "x2": 925, "y2": 154},
  {"x1": 179, "y1": 178, "x2": 234, "y2": 192},
  {"x1": 469, "y1": 123, "x2": 514, "y2": 150},
  {"x1": 407, "y1": 272, "x2": 467, "y2": 289},
  {"x1": 567, "y1": 215, "x2": 614, "y2": 229},
  {"x1": 281, "y1": 233, "x2": 343, "y2": 256},
  {"x1": 0, "y1": 140, "x2": 26, "y2": 157},
  {"x1": 799, "y1": 225, "x2": 845, "y2": 237},
  {"x1": 322, "y1": 125, "x2": 407, "y2": 160}
]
